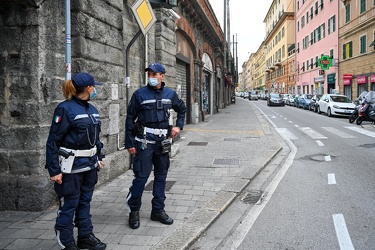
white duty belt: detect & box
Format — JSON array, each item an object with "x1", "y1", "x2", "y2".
[
  {"x1": 144, "y1": 127, "x2": 168, "y2": 137},
  {"x1": 60, "y1": 146, "x2": 97, "y2": 157}
]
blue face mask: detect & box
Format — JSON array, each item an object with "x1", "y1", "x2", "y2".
[
  {"x1": 90, "y1": 87, "x2": 97, "y2": 99},
  {"x1": 148, "y1": 78, "x2": 159, "y2": 87}
]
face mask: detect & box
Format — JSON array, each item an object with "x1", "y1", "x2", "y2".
[
  {"x1": 148, "y1": 78, "x2": 159, "y2": 87},
  {"x1": 90, "y1": 87, "x2": 97, "y2": 99}
]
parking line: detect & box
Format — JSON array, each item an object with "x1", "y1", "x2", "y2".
[
  {"x1": 328, "y1": 173, "x2": 336, "y2": 184},
  {"x1": 325, "y1": 155, "x2": 331, "y2": 161},
  {"x1": 316, "y1": 140, "x2": 324, "y2": 146},
  {"x1": 332, "y1": 214, "x2": 355, "y2": 250}
]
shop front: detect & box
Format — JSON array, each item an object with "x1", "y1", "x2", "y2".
[
  {"x1": 314, "y1": 75, "x2": 324, "y2": 94},
  {"x1": 327, "y1": 73, "x2": 336, "y2": 94},
  {"x1": 357, "y1": 75, "x2": 367, "y2": 96},
  {"x1": 343, "y1": 74, "x2": 353, "y2": 97},
  {"x1": 371, "y1": 74, "x2": 375, "y2": 91}
]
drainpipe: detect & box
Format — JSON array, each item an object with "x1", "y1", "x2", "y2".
[{"x1": 65, "y1": 0, "x2": 71, "y2": 80}]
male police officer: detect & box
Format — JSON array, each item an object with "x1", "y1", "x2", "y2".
[{"x1": 125, "y1": 62, "x2": 186, "y2": 229}]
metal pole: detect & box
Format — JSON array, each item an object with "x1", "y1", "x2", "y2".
[
  {"x1": 223, "y1": 0, "x2": 227, "y2": 106},
  {"x1": 65, "y1": 0, "x2": 71, "y2": 80}
]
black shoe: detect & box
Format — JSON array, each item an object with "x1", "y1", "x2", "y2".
[
  {"x1": 77, "y1": 233, "x2": 106, "y2": 250},
  {"x1": 129, "y1": 211, "x2": 140, "y2": 229},
  {"x1": 64, "y1": 241, "x2": 79, "y2": 250},
  {"x1": 151, "y1": 211, "x2": 174, "y2": 225}
]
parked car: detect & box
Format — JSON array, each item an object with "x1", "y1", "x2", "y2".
[
  {"x1": 308, "y1": 94, "x2": 322, "y2": 112},
  {"x1": 293, "y1": 94, "x2": 301, "y2": 107},
  {"x1": 287, "y1": 94, "x2": 295, "y2": 106},
  {"x1": 317, "y1": 94, "x2": 356, "y2": 117},
  {"x1": 243, "y1": 92, "x2": 249, "y2": 99},
  {"x1": 298, "y1": 94, "x2": 314, "y2": 109},
  {"x1": 267, "y1": 93, "x2": 285, "y2": 106},
  {"x1": 249, "y1": 90, "x2": 258, "y2": 100},
  {"x1": 282, "y1": 94, "x2": 289, "y2": 104}
]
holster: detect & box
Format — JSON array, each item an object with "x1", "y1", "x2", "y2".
[
  {"x1": 59, "y1": 155, "x2": 75, "y2": 173},
  {"x1": 132, "y1": 122, "x2": 144, "y2": 135}
]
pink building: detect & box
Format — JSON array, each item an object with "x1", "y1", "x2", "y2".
[{"x1": 295, "y1": 0, "x2": 339, "y2": 94}]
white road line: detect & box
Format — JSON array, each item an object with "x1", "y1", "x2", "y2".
[
  {"x1": 275, "y1": 128, "x2": 298, "y2": 140},
  {"x1": 316, "y1": 140, "x2": 324, "y2": 146},
  {"x1": 333, "y1": 214, "x2": 355, "y2": 250},
  {"x1": 322, "y1": 127, "x2": 356, "y2": 139},
  {"x1": 299, "y1": 127, "x2": 328, "y2": 140},
  {"x1": 325, "y1": 155, "x2": 331, "y2": 161},
  {"x1": 295, "y1": 124, "x2": 299, "y2": 127},
  {"x1": 328, "y1": 173, "x2": 336, "y2": 184},
  {"x1": 345, "y1": 126, "x2": 375, "y2": 138}
]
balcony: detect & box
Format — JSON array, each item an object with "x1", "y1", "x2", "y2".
[
  {"x1": 265, "y1": 67, "x2": 271, "y2": 73},
  {"x1": 274, "y1": 59, "x2": 281, "y2": 66}
]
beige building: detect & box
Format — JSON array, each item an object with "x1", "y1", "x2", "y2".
[
  {"x1": 339, "y1": 0, "x2": 375, "y2": 99},
  {"x1": 252, "y1": 43, "x2": 267, "y2": 92},
  {"x1": 264, "y1": 0, "x2": 295, "y2": 93}
]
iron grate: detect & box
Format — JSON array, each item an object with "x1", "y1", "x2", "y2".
[
  {"x1": 187, "y1": 141, "x2": 208, "y2": 146},
  {"x1": 241, "y1": 191, "x2": 263, "y2": 204},
  {"x1": 213, "y1": 159, "x2": 239, "y2": 165},
  {"x1": 144, "y1": 180, "x2": 176, "y2": 192}
]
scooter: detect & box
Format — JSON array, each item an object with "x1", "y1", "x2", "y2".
[
  {"x1": 356, "y1": 91, "x2": 375, "y2": 125},
  {"x1": 349, "y1": 91, "x2": 368, "y2": 123}
]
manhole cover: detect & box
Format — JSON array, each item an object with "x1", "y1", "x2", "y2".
[
  {"x1": 144, "y1": 180, "x2": 176, "y2": 191},
  {"x1": 213, "y1": 159, "x2": 239, "y2": 165},
  {"x1": 359, "y1": 143, "x2": 375, "y2": 148},
  {"x1": 241, "y1": 191, "x2": 263, "y2": 204},
  {"x1": 224, "y1": 138, "x2": 241, "y2": 142},
  {"x1": 188, "y1": 141, "x2": 208, "y2": 146}
]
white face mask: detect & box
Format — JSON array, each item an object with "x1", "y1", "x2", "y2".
[{"x1": 148, "y1": 78, "x2": 158, "y2": 87}]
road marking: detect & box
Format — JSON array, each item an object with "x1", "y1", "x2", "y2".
[
  {"x1": 328, "y1": 173, "x2": 336, "y2": 184},
  {"x1": 295, "y1": 124, "x2": 299, "y2": 127},
  {"x1": 345, "y1": 126, "x2": 375, "y2": 138},
  {"x1": 299, "y1": 127, "x2": 328, "y2": 139},
  {"x1": 275, "y1": 128, "x2": 298, "y2": 140},
  {"x1": 322, "y1": 127, "x2": 356, "y2": 138},
  {"x1": 316, "y1": 140, "x2": 324, "y2": 146},
  {"x1": 333, "y1": 214, "x2": 355, "y2": 250},
  {"x1": 325, "y1": 155, "x2": 331, "y2": 161}
]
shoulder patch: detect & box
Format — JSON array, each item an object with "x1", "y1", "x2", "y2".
[{"x1": 54, "y1": 116, "x2": 62, "y2": 123}]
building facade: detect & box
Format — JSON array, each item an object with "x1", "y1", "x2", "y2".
[
  {"x1": 0, "y1": 0, "x2": 232, "y2": 211},
  {"x1": 338, "y1": 0, "x2": 375, "y2": 99}
]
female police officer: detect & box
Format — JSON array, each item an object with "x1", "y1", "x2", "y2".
[
  {"x1": 125, "y1": 63, "x2": 186, "y2": 229},
  {"x1": 46, "y1": 72, "x2": 106, "y2": 250}
]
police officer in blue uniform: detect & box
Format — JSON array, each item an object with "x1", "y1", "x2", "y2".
[
  {"x1": 46, "y1": 72, "x2": 106, "y2": 250},
  {"x1": 125, "y1": 63, "x2": 186, "y2": 229}
]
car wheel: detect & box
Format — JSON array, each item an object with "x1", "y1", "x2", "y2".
[
  {"x1": 317, "y1": 106, "x2": 321, "y2": 114},
  {"x1": 327, "y1": 108, "x2": 332, "y2": 117}
]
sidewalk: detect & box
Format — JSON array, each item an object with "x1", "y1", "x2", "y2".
[{"x1": 0, "y1": 98, "x2": 283, "y2": 250}]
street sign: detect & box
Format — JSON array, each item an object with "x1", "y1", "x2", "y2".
[
  {"x1": 131, "y1": 0, "x2": 157, "y2": 35},
  {"x1": 318, "y1": 55, "x2": 332, "y2": 70}
]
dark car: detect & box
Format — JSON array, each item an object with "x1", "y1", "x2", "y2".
[
  {"x1": 267, "y1": 93, "x2": 285, "y2": 106},
  {"x1": 298, "y1": 94, "x2": 314, "y2": 109},
  {"x1": 309, "y1": 94, "x2": 322, "y2": 112}
]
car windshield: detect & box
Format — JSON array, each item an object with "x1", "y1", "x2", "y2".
[
  {"x1": 306, "y1": 95, "x2": 313, "y2": 99},
  {"x1": 270, "y1": 93, "x2": 281, "y2": 98},
  {"x1": 330, "y1": 95, "x2": 352, "y2": 103}
]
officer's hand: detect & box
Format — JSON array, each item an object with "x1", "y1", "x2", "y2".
[
  {"x1": 98, "y1": 161, "x2": 105, "y2": 169},
  {"x1": 128, "y1": 147, "x2": 137, "y2": 155},
  {"x1": 170, "y1": 127, "x2": 180, "y2": 138},
  {"x1": 50, "y1": 173, "x2": 63, "y2": 184}
]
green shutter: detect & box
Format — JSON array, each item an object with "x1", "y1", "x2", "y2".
[
  {"x1": 349, "y1": 41, "x2": 352, "y2": 57},
  {"x1": 343, "y1": 44, "x2": 346, "y2": 59}
]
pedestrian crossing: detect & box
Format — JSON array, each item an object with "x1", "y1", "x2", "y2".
[{"x1": 275, "y1": 126, "x2": 375, "y2": 140}]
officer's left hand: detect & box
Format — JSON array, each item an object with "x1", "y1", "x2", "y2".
[
  {"x1": 98, "y1": 161, "x2": 105, "y2": 169},
  {"x1": 170, "y1": 127, "x2": 180, "y2": 138}
]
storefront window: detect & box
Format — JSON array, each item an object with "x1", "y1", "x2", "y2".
[{"x1": 344, "y1": 85, "x2": 352, "y2": 98}]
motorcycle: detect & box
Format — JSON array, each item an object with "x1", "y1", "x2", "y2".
[
  {"x1": 349, "y1": 91, "x2": 368, "y2": 123},
  {"x1": 356, "y1": 91, "x2": 375, "y2": 125}
]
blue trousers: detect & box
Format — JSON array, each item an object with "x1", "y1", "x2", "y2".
[
  {"x1": 127, "y1": 140, "x2": 170, "y2": 213},
  {"x1": 54, "y1": 168, "x2": 98, "y2": 247}
]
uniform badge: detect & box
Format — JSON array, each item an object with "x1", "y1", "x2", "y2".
[{"x1": 54, "y1": 116, "x2": 62, "y2": 123}]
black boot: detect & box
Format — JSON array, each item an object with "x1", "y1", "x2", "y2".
[
  {"x1": 129, "y1": 210, "x2": 140, "y2": 229},
  {"x1": 64, "y1": 241, "x2": 79, "y2": 250},
  {"x1": 77, "y1": 233, "x2": 106, "y2": 250},
  {"x1": 151, "y1": 211, "x2": 174, "y2": 225}
]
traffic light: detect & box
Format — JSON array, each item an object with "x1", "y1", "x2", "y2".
[{"x1": 149, "y1": 0, "x2": 179, "y2": 8}]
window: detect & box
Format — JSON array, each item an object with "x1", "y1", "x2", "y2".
[
  {"x1": 321, "y1": 23, "x2": 325, "y2": 38},
  {"x1": 345, "y1": 3, "x2": 350, "y2": 23},
  {"x1": 317, "y1": 26, "x2": 321, "y2": 41},
  {"x1": 311, "y1": 7, "x2": 314, "y2": 19},
  {"x1": 311, "y1": 31, "x2": 314, "y2": 44},
  {"x1": 307, "y1": 60, "x2": 310, "y2": 70},
  {"x1": 343, "y1": 41, "x2": 352, "y2": 59},
  {"x1": 360, "y1": 35, "x2": 367, "y2": 54},
  {"x1": 315, "y1": 2, "x2": 319, "y2": 15},
  {"x1": 297, "y1": 21, "x2": 300, "y2": 32},
  {"x1": 328, "y1": 15, "x2": 336, "y2": 34},
  {"x1": 315, "y1": 56, "x2": 319, "y2": 67},
  {"x1": 301, "y1": 16, "x2": 305, "y2": 28},
  {"x1": 320, "y1": 0, "x2": 324, "y2": 9},
  {"x1": 330, "y1": 49, "x2": 334, "y2": 59},
  {"x1": 297, "y1": 1, "x2": 300, "y2": 10},
  {"x1": 306, "y1": 11, "x2": 309, "y2": 24},
  {"x1": 360, "y1": 0, "x2": 366, "y2": 14},
  {"x1": 310, "y1": 58, "x2": 314, "y2": 68}
]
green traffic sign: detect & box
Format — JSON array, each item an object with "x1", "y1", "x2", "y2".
[{"x1": 318, "y1": 55, "x2": 332, "y2": 70}]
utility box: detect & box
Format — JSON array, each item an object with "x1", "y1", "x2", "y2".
[{"x1": 191, "y1": 103, "x2": 199, "y2": 124}]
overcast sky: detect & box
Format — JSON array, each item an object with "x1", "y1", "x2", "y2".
[{"x1": 209, "y1": 0, "x2": 273, "y2": 71}]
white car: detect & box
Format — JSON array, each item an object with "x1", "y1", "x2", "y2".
[{"x1": 317, "y1": 94, "x2": 356, "y2": 117}]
